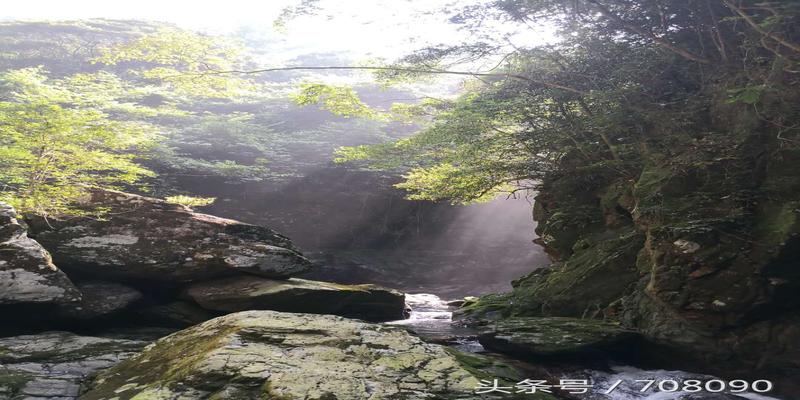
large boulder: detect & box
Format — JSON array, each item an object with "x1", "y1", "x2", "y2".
[
  {"x1": 0, "y1": 332, "x2": 147, "y2": 400},
  {"x1": 82, "y1": 310, "x2": 482, "y2": 399},
  {"x1": 476, "y1": 317, "x2": 639, "y2": 358},
  {"x1": 25, "y1": 189, "x2": 312, "y2": 283},
  {"x1": 186, "y1": 276, "x2": 408, "y2": 322},
  {"x1": 0, "y1": 203, "x2": 80, "y2": 305}
]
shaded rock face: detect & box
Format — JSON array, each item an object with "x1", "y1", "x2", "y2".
[
  {"x1": 0, "y1": 332, "x2": 147, "y2": 400},
  {"x1": 476, "y1": 317, "x2": 640, "y2": 358},
  {"x1": 83, "y1": 310, "x2": 481, "y2": 400},
  {"x1": 55, "y1": 282, "x2": 142, "y2": 320},
  {"x1": 186, "y1": 276, "x2": 408, "y2": 322},
  {"x1": 456, "y1": 145, "x2": 800, "y2": 395},
  {"x1": 0, "y1": 203, "x2": 81, "y2": 305},
  {"x1": 133, "y1": 301, "x2": 218, "y2": 328},
  {"x1": 25, "y1": 189, "x2": 313, "y2": 283}
]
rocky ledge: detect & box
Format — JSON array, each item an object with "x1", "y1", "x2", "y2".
[
  {"x1": 0, "y1": 193, "x2": 408, "y2": 331},
  {"x1": 186, "y1": 276, "x2": 408, "y2": 322},
  {"x1": 25, "y1": 189, "x2": 313, "y2": 283},
  {"x1": 476, "y1": 317, "x2": 640, "y2": 358},
  {"x1": 0, "y1": 332, "x2": 147, "y2": 399}
]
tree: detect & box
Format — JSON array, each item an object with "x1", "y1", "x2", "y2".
[
  {"x1": 0, "y1": 28, "x2": 255, "y2": 216},
  {"x1": 277, "y1": 0, "x2": 800, "y2": 203},
  {"x1": 0, "y1": 68, "x2": 154, "y2": 216}
]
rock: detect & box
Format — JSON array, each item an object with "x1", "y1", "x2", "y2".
[
  {"x1": 82, "y1": 310, "x2": 482, "y2": 399},
  {"x1": 0, "y1": 332, "x2": 147, "y2": 400},
  {"x1": 134, "y1": 301, "x2": 218, "y2": 328},
  {"x1": 25, "y1": 189, "x2": 312, "y2": 283},
  {"x1": 454, "y1": 229, "x2": 643, "y2": 323},
  {"x1": 186, "y1": 276, "x2": 408, "y2": 322},
  {"x1": 0, "y1": 202, "x2": 81, "y2": 305},
  {"x1": 447, "y1": 296, "x2": 479, "y2": 308},
  {"x1": 462, "y1": 146, "x2": 800, "y2": 396},
  {"x1": 477, "y1": 317, "x2": 639, "y2": 357},
  {"x1": 56, "y1": 281, "x2": 143, "y2": 320}
]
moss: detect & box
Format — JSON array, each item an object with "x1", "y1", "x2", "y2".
[
  {"x1": 85, "y1": 311, "x2": 487, "y2": 399},
  {"x1": 753, "y1": 201, "x2": 799, "y2": 249},
  {"x1": 478, "y1": 317, "x2": 637, "y2": 356},
  {"x1": 453, "y1": 293, "x2": 513, "y2": 321},
  {"x1": 445, "y1": 349, "x2": 556, "y2": 400},
  {"x1": 0, "y1": 369, "x2": 32, "y2": 396},
  {"x1": 458, "y1": 229, "x2": 643, "y2": 323}
]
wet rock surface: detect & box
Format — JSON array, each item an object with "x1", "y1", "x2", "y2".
[
  {"x1": 82, "y1": 310, "x2": 482, "y2": 400},
  {"x1": 0, "y1": 203, "x2": 81, "y2": 306},
  {"x1": 25, "y1": 189, "x2": 312, "y2": 283},
  {"x1": 186, "y1": 275, "x2": 408, "y2": 322},
  {"x1": 0, "y1": 332, "x2": 147, "y2": 400}
]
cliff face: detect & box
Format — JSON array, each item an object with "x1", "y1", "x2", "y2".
[{"x1": 456, "y1": 104, "x2": 800, "y2": 393}]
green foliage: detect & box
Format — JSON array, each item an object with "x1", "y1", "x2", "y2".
[
  {"x1": 0, "y1": 68, "x2": 155, "y2": 216},
  {"x1": 0, "y1": 24, "x2": 268, "y2": 215},
  {"x1": 292, "y1": 83, "x2": 380, "y2": 119},
  {"x1": 94, "y1": 29, "x2": 255, "y2": 98},
  {"x1": 726, "y1": 86, "x2": 765, "y2": 105},
  {"x1": 326, "y1": 0, "x2": 800, "y2": 205},
  {"x1": 164, "y1": 195, "x2": 216, "y2": 208}
]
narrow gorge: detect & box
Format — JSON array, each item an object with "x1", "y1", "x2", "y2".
[{"x1": 1, "y1": 1, "x2": 799, "y2": 399}]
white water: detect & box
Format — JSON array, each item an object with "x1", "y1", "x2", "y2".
[{"x1": 386, "y1": 293, "x2": 483, "y2": 352}]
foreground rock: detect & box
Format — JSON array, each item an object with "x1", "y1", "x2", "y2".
[
  {"x1": 26, "y1": 189, "x2": 312, "y2": 283},
  {"x1": 0, "y1": 332, "x2": 147, "y2": 400},
  {"x1": 477, "y1": 317, "x2": 639, "y2": 358},
  {"x1": 83, "y1": 310, "x2": 481, "y2": 399},
  {"x1": 0, "y1": 203, "x2": 80, "y2": 305},
  {"x1": 186, "y1": 276, "x2": 408, "y2": 321}
]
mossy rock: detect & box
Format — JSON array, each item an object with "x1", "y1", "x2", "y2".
[
  {"x1": 82, "y1": 310, "x2": 495, "y2": 399},
  {"x1": 455, "y1": 229, "x2": 643, "y2": 322},
  {"x1": 477, "y1": 317, "x2": 639, "y2": 358}
]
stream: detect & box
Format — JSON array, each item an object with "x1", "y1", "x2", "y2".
[{"x1": 388, "y1": 294, "x2": 786, "y2": 400}]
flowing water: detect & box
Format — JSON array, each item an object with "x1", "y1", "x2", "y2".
[
  {"x1": 386, "y1": 293, "x2": 483, "y2": 353},
  {"x1": 388, "y1": 293, "x2": 786, "y2": 400}
]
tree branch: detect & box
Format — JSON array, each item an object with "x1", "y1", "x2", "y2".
[
  {"x1": 585, "y1": 0, "x2": 713, "y2": 64},
  {"x1": 182, "y1": 65, "x2": 589, "y2": 95},
  {"x1": 720, "y1": 0, "x2": 800, "y2": 54}
]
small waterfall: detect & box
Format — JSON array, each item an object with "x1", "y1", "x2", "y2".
[{"x1": 386, "y1": 293, "x2": 482, "y2": 353}]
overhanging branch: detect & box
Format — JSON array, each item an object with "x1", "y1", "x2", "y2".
[{"x1": 180, "y1": 66, "x2": 589, "y2": 95}]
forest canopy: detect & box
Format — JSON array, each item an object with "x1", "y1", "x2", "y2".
[
  {"x1": 1, "y1": 0, "x2": 799, "y2": 213},
  {"x1": 324, "y1": 0, "x2": 800, "y2": 203}
]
